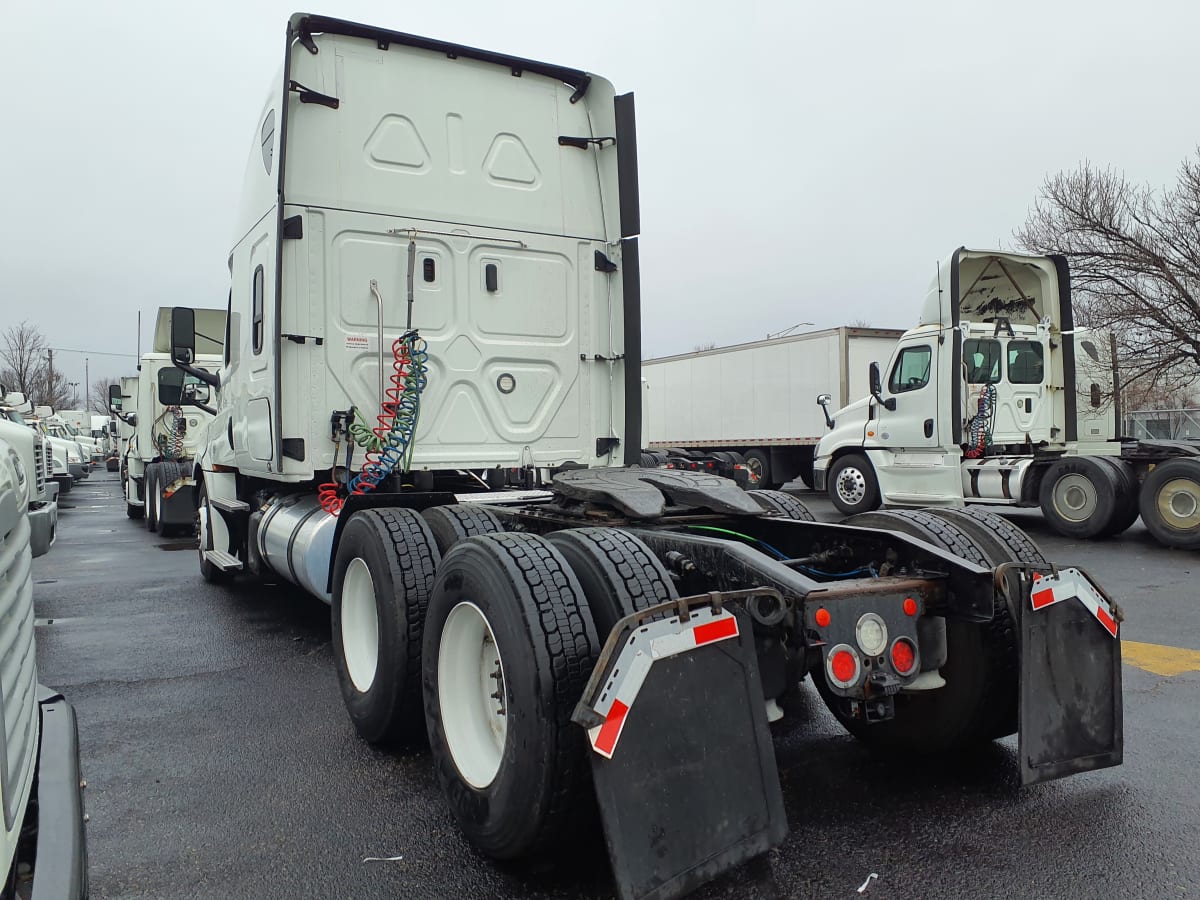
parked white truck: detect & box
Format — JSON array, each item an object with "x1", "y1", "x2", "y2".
[
  {"x1": 0, "y1": 391, "x2": 58, "y2": 557},
  {"x1": 643, "y1": 327, "x2": 902, "y2": 488},
  {"x1": 108, "y1": 310, "x2": 223, "y2": 533},
  {"x1": 167, "y1": 17, "x2": 1123, "y2": 899},
  {"x1": 0, "y1": 432, "x2": 87, "y2": 897},
  {"x1": 57, "y1": 411, "x2": 105, "y2": 463},
  {"x1": 813, "y1": 247, "x2": 1200, "y2": 549}
]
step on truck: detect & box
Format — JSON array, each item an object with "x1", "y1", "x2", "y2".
[
  {"x1": 108, "y1": 308, "x2": 224, "y2": 534},
  {"x1": 171, "y1": 16, "x2": 1123, "y2": 899},
  {"x1": 643, "y1": 327, "x2": 903, "y2": 489},
  {"x1": 0, "y1": 431, "x2": 87, "y2": 898},
  {"x1": 813, "y1": 248, "x2": 1200, "y2": 549}
]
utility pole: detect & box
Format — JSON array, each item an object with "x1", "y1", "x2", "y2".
[
  {"x1": 46, "y1": 348, "x2": 54, "y2": 407},
  {"x1": 85, "y1": 357, "x2": 90, "y2": 412}
]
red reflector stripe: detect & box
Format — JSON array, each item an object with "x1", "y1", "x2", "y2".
[
  {"x1": 1031, "y1": 587, "x2": 1057, "y2": 609},
  {"x1": 692, "y1": 616, "x2": 738, "y2": 646},
  {"x1": 1095, "y1": 604, "x2": 1118, "y2": 637},
  {"x1": 594, "y1": 699, "x2": 629, "y2": 757}
]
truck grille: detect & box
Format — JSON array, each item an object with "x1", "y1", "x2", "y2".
[
  {"x1": 32, "y1": 434, "x2": 47, "y2": 499},
  {"x1": 0, "y1": 481, "x2": 37, "y2": 832}
]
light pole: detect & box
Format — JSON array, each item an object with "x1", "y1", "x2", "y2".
[{"x1": 67, "y1": 382, "x2": 79, "y2": 407}]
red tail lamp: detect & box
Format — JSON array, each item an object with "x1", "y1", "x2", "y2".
[
  {"x1": 903, "y1": 597, "x2": 918, "y2": 616},
  {"x1": 891, "y1": 638, "x2": 917, "y2": 676},
  {"x1": 826, "y1": 644, "x2": 861, "y2": 688},
  {"x1": 814, "y1": 608, "x2": 831, "y2": 628}
]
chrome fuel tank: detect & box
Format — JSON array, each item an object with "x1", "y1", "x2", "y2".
[{"x1": 256, "y1": 493, "x2": 337, "y2": 603}]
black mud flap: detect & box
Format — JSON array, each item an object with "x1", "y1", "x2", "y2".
[
  {"x1": 573, "y1": 595, "x2": 787, "y2": 900},
  {"x1": 1016, "y1": 565, "x2": 1123, "y2": 786}
]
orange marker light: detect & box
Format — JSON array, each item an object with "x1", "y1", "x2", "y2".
[
  {"x1": 903, "y1": 597, "x2": 918, "y2": 616},
  {"x1": 815, "y1": 608, "x2": 831, "y2": 628}
]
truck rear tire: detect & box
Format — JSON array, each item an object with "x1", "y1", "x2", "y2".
[
  {"x1": 154, "y1": 461, "x2": 184, "y2": 536},
  {"x1": 331, "y1": 508, "x2": 440, "y2": 746},
  {"x1": 423, "y1": 533, "x2": 599, "y2": 859},
  {"x1": 144, "y1": 464, "x2": 159, "y2": 532},
  {"x1": 1139, "y1": 457, "x2": 1200, "y2": 549},
  {"x1": 420, "y1": 504, "x2": 505, "y2": 556},
  {"x1": 1094, "y1": 457, "x2": 1140, "y2": 537},
  {"x1": 546, "y1": 528, "x2": 677, "y2": 638},
  {"x1": 827, "y1": 509, "x2": 1019, "y2": 751},
  {"x1": 827, "y1": 453, "x2": 879, "y2": 515},
  {"x1": 746, "y1": 489, "x2": 815, "y2": 521},
  {"x1": 742, "y1": 449, "x2": 771, "y2": 488},
  {"x1": 1038, "y1": 456, "x2": 1118, "y2": 539}
]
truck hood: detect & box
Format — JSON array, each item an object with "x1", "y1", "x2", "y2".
[{"x1": 815, "y1": 396, "x2": 871, "y2": 460}]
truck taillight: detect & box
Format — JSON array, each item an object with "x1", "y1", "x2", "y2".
[
  {"x1": 826, "y1": 644, "x2": 861, "y2": 688},
  {"x1": 890, "y1": 638, "x2": 917, "y2": 676}
]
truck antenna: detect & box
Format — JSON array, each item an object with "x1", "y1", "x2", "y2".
[{"x1": 936, "y1": 259, "x2": 944, "y2": 324}]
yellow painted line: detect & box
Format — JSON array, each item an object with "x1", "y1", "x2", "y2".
[{"x1": 1122, "y1": 641, "x2": 1200, "y2": 677}]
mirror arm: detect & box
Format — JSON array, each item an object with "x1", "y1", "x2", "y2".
[
  {"x1": 185, "y1": 399, "x2": 218, "y2": 416},
  {"x1": 173, "y1": 359, "x2": 220, "y2": 389}
]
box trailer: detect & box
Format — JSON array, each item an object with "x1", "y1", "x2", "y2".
[{"x1": 643, "y1": 327, "x2": 903, "y2": 487}]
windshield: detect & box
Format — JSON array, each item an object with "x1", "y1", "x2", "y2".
[{"x1": 0, "y1": 408, "x2": 26, "y2": 425}]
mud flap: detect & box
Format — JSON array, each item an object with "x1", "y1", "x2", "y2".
[
  {"x1": 573, "y1": 596, "x2": 787, "y2": 900},
  {"x1": 1017, "y1": 566, "x2": 1123, "y2": 786}
]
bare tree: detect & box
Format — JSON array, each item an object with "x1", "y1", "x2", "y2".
[
  {"x1": 848, "y1": 318, "x2": 872, "y2": 328},
  {"x1": 693, "y1": 341, "x2": 718, "y2": 352},
  {"x1": 1015, "y1": 152, "x2": 1200, "y2": 406},
  {"x1": 0, "y1": 322, "x2": 47, "y2": 400},
  {"x1": 91, "y1": 377, "x2": 118, "y2": 416}
]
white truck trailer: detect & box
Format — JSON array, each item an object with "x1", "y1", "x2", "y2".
[
  {"x1": 643, "y1": 328, "x2": 902, "y2": 488},
  {"x1": 0, "y1": 432, "x2": 87, "y2": 897},
  {"x1": 813, "y1": 247, "x2": 1200, "y2": 549},
  {"x1": 167, "y1": 17, "x2": 1123, "y2": 899},
  {"x1": 108, "y1": 308, "x2": 223, "y2": 533}
]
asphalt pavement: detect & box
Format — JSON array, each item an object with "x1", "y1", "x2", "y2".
[{"x1": 34, "y1": 471, "x2": 1200, "y2": 899}]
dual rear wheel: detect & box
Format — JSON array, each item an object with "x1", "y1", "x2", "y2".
[{"x1": 330, "y1": 507, "x2": 676, "y2": 859}]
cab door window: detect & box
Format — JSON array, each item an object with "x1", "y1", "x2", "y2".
[
  {"x1": 889, "y1": 345, "x2": 932, "y2": 394},
  {"x1": 964, "y1": 339, "x2": 1002, "y2": 383},
  {"x1": 1007, "y1": 341, "x2": 1044, "y2": 384}
]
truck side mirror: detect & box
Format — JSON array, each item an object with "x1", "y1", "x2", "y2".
[
  {"x1": 868, "y1": 362, "x2": 897, "y2": 412},
  {"x1": 182, "y1": 382, "x2": 211, "y2": 405},
  {"x1": 816, "y1": 393, "x2": 834, "y2": 429},
  {"x1": 108, "y1": 383, "x2": 122, "y2": 412},
  {"x1": 171, "y1": 306, "x2": 197, "y2": 366}
]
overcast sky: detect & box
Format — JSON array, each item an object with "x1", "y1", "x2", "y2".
[{"x1": 4, "y1": 0, "x2": 1198, "y2": 393}]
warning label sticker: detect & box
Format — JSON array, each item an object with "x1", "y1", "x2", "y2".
[{"x1": 345, "y1": 335, "x2": 372, "y2": 352}]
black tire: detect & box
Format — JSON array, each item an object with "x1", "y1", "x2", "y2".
[
  {"x1": 725, "y1": 450, "x2": 746, "y2": 465},
  {"x1": 421, "y1": 504, "x2": 505, "y2": 556},
  {"x1": 746, "y1": 489, "x2": 815, "y2": 521},
  {"x1": 828, "y1": 509, "x2": 1017, "y2": 751},
  {"x1": 827, "y1": 453, "x2": 880, "y2": 515},
  {"x1": 155, "y1": 461, "x2": 183, "y2": 535},
  {"x1": 423, "y1": 533, "x2": 599, "y2": 859},
  {"x1": 1038, "y1": 456, "x2": 1118, "y2": 539},
  {"x1": 928, "y1": 506, "x2": 1048, "y2": 567},
  {"x1": 710, "y1": 450, "x2": 735, "y2": 464},
  {"x1": 638, "y1": 451, "x2": 659, "y2": 468},
  {"x1": 144, "y1": 464, "x2": 159, "y2": 532},
  {"x1": 332, "y1": 508, "x2": 440, "y2": 746},
  {"x1": 665, "y1": 447, "x2": 691, "y2": 458},
  {"x1": 197, "y1": 483, "x2": 234, "y2": 585},
  {"x1": 742, "y1": 449, "x2": 772, "y2": 488},
  {"x1": 1093, "y1": 457, "x2": 1140, "y2": 537},
  {"x1": 546, "y1": 528, "x2": 678, "y2": 639},
  {"x1": 1139, "y1": 457, "x2": 1200, "y2": 550}
]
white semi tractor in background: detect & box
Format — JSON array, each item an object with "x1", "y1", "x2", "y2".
[
  {"x1": 813, "y1": 247, "x2": 1200, "y2": 550},
  {"x1": 0, "y1": 390, "x2": 58, "y2": 557},
  {"x1": 643, "y1": 327, "x2": 903, "y2": 488},
  {"x1": 109, "y1": 308, "x2": 223, "y2": 533},
  {"x1": 165, "y1": 16, "x2": 1123, "y2": 899},
  {"x1": 0, "y1": 429, "x2": 87, "y2": 897}
]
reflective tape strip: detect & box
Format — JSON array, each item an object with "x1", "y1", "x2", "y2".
[
  {"x1": 1030, "y1": 569, "x2": 1119, "y2": 638},
  {"x1": 586, "y1": 607, "x2": 739, "y2": 759}
]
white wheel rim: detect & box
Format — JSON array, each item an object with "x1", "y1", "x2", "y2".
[
  {"x1": 836, "y1": 466, "x2": 867, "y2": 506},
  {"x1": 341, "y1": 558, "x2": 380, "y2": 693},
  {"x1": 438, "y1": 601, "x2": 508, "y2": 789},
  {"x1": 199, "y1": 503, "x2": 210, "y2": 555},
  {"x1": 155, "y1": 484, "x2": 163, "y2": 524},
  {"x1": 1053, "y1": 473, "x2": 1097, "y2": 522}
]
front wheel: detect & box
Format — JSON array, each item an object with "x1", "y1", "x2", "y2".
[
  {"x1": 827, "y1": 453, "x2": 880, "y2": 515},
  {"x1": 423, "y1": 532, "x2": 599, "y2": 859},
  {"x1": 198, "y1": 483, "x2": 233, "y2": 585}
]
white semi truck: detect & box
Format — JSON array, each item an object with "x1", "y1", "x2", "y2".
[
  {"x1": 643, "y1": 327, "x2": 903, "y2": 488},
  {"x1": 168, "y1": 16, "x2": 1123, "y2": 899},
  {"x1": 813, "y1": 248, "x2": 1200, "y2": 550},
  {"x1": 0, "y1": 432, "x2": 87, "y2": 897},
  {"x1": 108, "y1": 308, "x2": 223, "y2": 533},
  {"x1": 0, "y1": 390, "x2": 58, "y2": 557}
]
